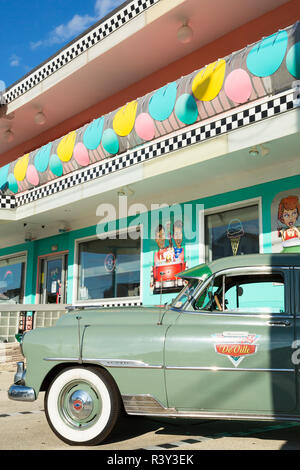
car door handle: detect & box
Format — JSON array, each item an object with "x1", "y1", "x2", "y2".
[{"x1": 267, "y1": 320, "x2": 291, "y2": 327}]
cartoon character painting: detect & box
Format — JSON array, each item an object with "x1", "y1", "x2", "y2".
[
  {"x1": 277, "y1": 195, "x2": 300, "y2": 252},
  {"x1": 151, "y1": 220, "x2": 186, "y2": 295}
]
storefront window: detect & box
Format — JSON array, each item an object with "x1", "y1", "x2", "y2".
[
  {"x1": 0, "y1": 255, "x2": 26, "y2": 303},
  {"x1": 205, "y1": 204, "x2": 259, "y2": 262},
  {"x1": 78, "y1": 233, "x2": 141, "y2": 301}
]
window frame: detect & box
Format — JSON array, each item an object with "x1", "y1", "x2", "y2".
[
  {"x1": 0, "y1": 251, "x2": 27, "y2": 304},
  {"x1": 200, "y1": 198, "x2": 263, "y2": 264},
  {"x1": 73, "y1": 225, "x2": 143, "y2": 305},
  {"x1": 183, "y1": 266, "x2": 291, "y2": 318}
]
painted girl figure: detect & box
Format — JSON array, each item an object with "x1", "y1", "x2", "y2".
[{"x1": 278, "y1": 195, "x2": 300, "y2": 252}]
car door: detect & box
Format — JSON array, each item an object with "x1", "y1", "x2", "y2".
[{"x1": 164, "y1": 266, "x2": 296, "y2": 414}]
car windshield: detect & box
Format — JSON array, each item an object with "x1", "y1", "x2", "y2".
[{"x1": 171, "y1": 280, "x2": 199, "y2": 309}]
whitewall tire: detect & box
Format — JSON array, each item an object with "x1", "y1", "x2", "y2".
[{"x1": 45, "y1": 366, "x2": 121, "y2": 446}]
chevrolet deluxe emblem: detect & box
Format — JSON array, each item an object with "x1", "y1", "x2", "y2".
[{"x1": 212, "y1": 332, "x2": 260, "y2": 367}]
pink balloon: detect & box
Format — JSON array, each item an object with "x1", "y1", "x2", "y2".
[
  {"x1": 135, "y1": 113, "x2": 155, "y2": 141},
  {"x1": 26, "y1": 165, "x2": 39, "y2": 186},
  {"x1": 224, "y1": 69, "x2": 253, "y2": 104},
  {"x1": 74, "y1": 142, "x2": 90, "y2": 167}
]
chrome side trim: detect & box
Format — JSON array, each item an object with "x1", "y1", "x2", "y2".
[
  {"x1": 44, "y1": 357, "x2": 163, "y2": 369},
  {"x1": 122, "y1": 394, "x2": 300, "y2": 422},
  {"x1": 43, "y1": 358, "x2": 293, "y2": 373},
  {"x1": 122, "y1": 394, "x2": 176, "y2": 415},
  {"x1": 165, "y1": 366, "x2": 294, "y2": 373}
]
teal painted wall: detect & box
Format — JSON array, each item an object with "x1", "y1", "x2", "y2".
[{"x1": 0, "y1": 174, "x2": 299, "y2": 306}]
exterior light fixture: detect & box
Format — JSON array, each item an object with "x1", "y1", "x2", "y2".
[
  {"x1": 177, "y1": 20, "x2": 193, "y2": 44},
  {"x1": 3, "y1": 128, "x2": 14, "y2": 143},
  {"x1": 249, "y1": 145, "x2": 270, "y2": 157},
  {"x1": 34, "y1": 110, "x2": 46, "y2": 126},
  {"x1": 249, "y1": 147, "x2": 259, "y2": 157}
]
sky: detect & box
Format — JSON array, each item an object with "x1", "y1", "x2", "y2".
[{"x1": 0, "y1": 0, "x2": 124, "y2": 89}]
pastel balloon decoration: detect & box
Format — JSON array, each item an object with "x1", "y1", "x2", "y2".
[
  {"x1": 102, "y1": 129, "x2": 119, "y2": 155},
  {"x1": 286, "y1": 42, "x2": 300, "y2": 79},
  {"x1": 57, "y1": 131, "x2": 77, "y2": 162},
  {"x1": 192, "y1": 60, "x2": 226, "y2": 102},
  {"x1": 83, "y1": 117, "x2": 104, "y2": 150},
  {"x1": 34, "y1": 143, "x2": 52, "y2": 172},
  {"x1": 74, "y1": 143, "x2": 90, "y2": 167},
  {"x1": 135, "y1": 113, "x2": 155, "y2": 141},
  {"x1": 224, "y1": 69, "x2": 253, "y2": 104},
  {"x1": 175, "y1": 93, "x2": 198, "y2": 125},
  {"x1": 7, "y1": 174, "x2": 18, "y2": 194},
  {"x1": 14, "y1": 154, "x2": 29, "y2": 182},
  {"x1": 113, "y1": 101, "x2": 138, "y2": 137},
  {"x1": 26, "y1": 165, "x2": 39, "y2": 186},
  {"x1": 149, "y1": 82, "x2": 177, "y2": 121},
  {"x1": 247, "y1": 31, "x2": 288, "y2": 77},
  {"x1": 0, "y1": 165, "x2": 9, "y2": 190},
  {"x1": 49, "y1": 154, "x2": 63, "y2": 177}
]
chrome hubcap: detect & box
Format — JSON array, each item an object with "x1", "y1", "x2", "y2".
[
  {"x1": 69, "y1": 390, "x2": 93, "y2": 421},
  {"x1": 58, "y1": 380, "x2": 102, "y2": 430}
]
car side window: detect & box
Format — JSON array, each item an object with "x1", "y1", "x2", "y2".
[
  {"x1": 191, "y1": 271, "x2": 286, "y2": 315},
  {"x1": 224, "y1": 273, "x2": 285, "y2": 314}
]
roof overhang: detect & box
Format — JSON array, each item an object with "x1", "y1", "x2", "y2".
[{"x1": 0, "y1": 0, "x2": 291, "y2": 156}]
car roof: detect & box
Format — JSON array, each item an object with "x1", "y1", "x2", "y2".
[{"x1": 179, "y1": 253, "x2": 300, "y2": 279}]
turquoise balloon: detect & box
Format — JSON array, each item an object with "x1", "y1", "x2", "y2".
[
  {"x1": 83, "y1": 117, "x2": 104, "y2": 150},
  {"x1": 247, "y1": 30, "x2": 288, "y2": 77},
  {"x1": 286, "y1": 42, "x2": 300, "y2": 79},
  {"x1": 175, "y1": 93, "x2": 198, "y2": 125},
  {"x1": 49, "y1": 154, "x2": 63, "y2": 177},
  {"x1": 149, "y1": 82, "x2": 177, "y2": 121},
  {"x1": 0, "y1": 165, "x2": 9, "y2": 190},
  {"x1": 102, "y1": 129, "x2": 119, "y2": 155},
  {"x1": 34, "y1": 143, "x2": 51, "y2": 172},
  {"x1": 7, "y1": 173, "x2": 18, "y2": 194}
]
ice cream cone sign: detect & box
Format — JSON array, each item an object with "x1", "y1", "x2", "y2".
[{"x1": 227, "y1": 219, "x2": 244, "y2": 256}]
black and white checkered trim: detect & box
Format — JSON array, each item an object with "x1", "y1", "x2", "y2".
[
  {"x1": 4, "y1": 0, "x2": 159, "y2": 104},
  {"x1": 0, "y1": 195, "x2": 16, "y2": 209},
  {"x1": 15, "y1": 91, "x2": 296, "y2": 208}
]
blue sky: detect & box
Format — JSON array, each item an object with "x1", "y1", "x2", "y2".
[{"x1": 0, "y1": 0, "x2": 124, "y2": 89}]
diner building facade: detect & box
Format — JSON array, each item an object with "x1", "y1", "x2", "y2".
[{"x1": 0, "y1": 0, "x2": 299, "y2": 340}]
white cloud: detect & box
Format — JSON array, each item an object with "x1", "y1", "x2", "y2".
[
  {"x1": 30, "y1": 0, "x2": 123, "y2": 50},
  {"x1": 10, "y1": 54, "x2": 21, "y2": 67},
  {"x1": 94, "y1": 0, "x2": 123, "y2": 18}
]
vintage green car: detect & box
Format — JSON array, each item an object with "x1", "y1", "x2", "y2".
[{"x1": 8, "y1": 253, "x2": 300, "y2": 445}]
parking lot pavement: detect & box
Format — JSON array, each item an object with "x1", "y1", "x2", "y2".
[{"x1": 2, "y1": 369, "x2": 300, "y2": 451}]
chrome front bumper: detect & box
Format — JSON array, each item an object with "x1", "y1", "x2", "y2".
[{"x1": 8, "y1": 361, "x2": 36, "y2": 402}]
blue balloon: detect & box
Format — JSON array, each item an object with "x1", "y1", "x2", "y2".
[
  {"x1": 247, "y1": 31, "x2": 288, "y2": 77},
  {"x1": 175, "y1": 94, "x2": 198, "y2": 125},
  {"x1": 7, "y1": 174, "x2": 18, "y2": 194},
  {"x1": 286, "y1": 42, "x2": 300, "y2": 79},
  {"x1": 149, "y1": 82, "x2": 177, "y2": 121},
  {"x1": 34, "y1": 143, "x2": 52, "y2": 172},
  {"x1": 49, "y1": 154, "x2": 63, "y2": 177},
  {"x1": 0, "y1": 165, "x2": 9, "y2": 190},
  {"x1": 83, "y1": 117, "x2": 104, "y2": 150},
  {"x1": 102, "y1": 129, "x2": 119, "y2": 155}
]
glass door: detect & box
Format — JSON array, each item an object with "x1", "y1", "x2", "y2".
[{"x1": 39, "y1": 254, "x2": 68, "y2": 304}]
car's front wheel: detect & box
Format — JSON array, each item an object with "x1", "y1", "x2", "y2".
[{"x1": 45, "y1": 366, "x2": 121, "y2": 446}]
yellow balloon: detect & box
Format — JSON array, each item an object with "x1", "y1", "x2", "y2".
[
  {"x1": 57, "y1": 131, "x2": 77, "y2": 162},
  {"x1": 192, "y1": 60, "x2": 226, "y2": 102},
  {"x1": 113, "y1": 101, "x2": 138, "y2": 137},
  {"x1": 14, "y1": 154, "x2": 29, "y2": 181}
]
